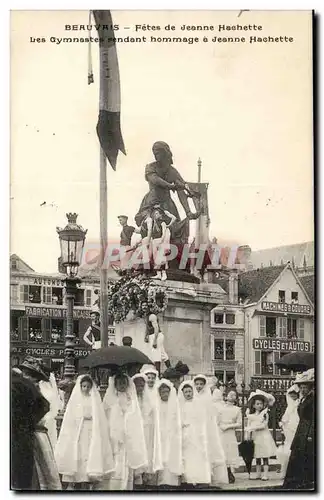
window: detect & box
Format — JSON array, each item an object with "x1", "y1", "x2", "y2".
[
  {"x1": 11, "y1": 259, "x2": 17, "y2": 270},
  {"x1": 52, "y1": 287, "x2": 63, "y2": 305},
  {"x1": 213, "y1": 338, "x2": 235, "y2": 361},
  {"x1": 214, "y1": 370, "x2": 236, "y2": 384},
  {"x1": 225, "y1": 339, "x2": 235, "y2": 360},
  {"x1": 277, "y1": 317, "x2": 287, "y2": 338},
  {"x1": 225, "y1": 314, "x2": 235, "y2": 325},
  {"x1": 291, "y1": 292, "x2": 298, "y2": 303},
  {"x1": 287, "y1": 318, "x2": 297, "y2": 339},
  {"x1": 298, "y1": 319, "x2": 305, "y2": 339},
  {"x1": 28, "y1": 285, "x2": 41, "y2": 304},
  {"x1": 260, "y1": 351, "x2": 280, "y2": 375},
  {"x1": 278, "y1": 290, "x2": 286, "y2": 304},
  {"x1": 214, "y1": 340, "x2": 224, "y2": 360},
  {"x1": 51, "y1": 319, "x2": 64, "y2": 343},
  {"x1": 86, "y1": 289, "x2": 92, "y2": 307},
  {"x1": 259, "y1": 316, "x2": 266, "y2": 337},
  {"x1": 214, "y1": 313, "x2": 223, "y2": 324},
  {"x1": 28, "y1": 318, "x2": 42, "y2": 342},
  {"x1": 266, "y1": 317, "x2": 276, "y2": 338},
  {"x1": 214, "y1": 312, "x2": 236, "y2": 325},
  {"x1": 75, "y1": 289, "x2": 85, "y2": 307}
]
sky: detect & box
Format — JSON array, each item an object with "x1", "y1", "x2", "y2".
[{"x1": 10, "y1": 10, "x2": 314, "y2": 273}]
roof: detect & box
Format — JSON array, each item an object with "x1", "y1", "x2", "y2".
[
  {"x1": 10, "y1": 254, "x2": 35, "y2": 273},
  {"x1": 299, "y1": 274, "x2": 315, "y2": 304},
  {"x1": 250, "y1": 241, "x2": 314, "y2": 269},
  {"x1": 238, "y1": 266, "x2": 285, "y2": 304},
  {"x1": 214, "y1": 266, "x2": 285, "y2": 304}
]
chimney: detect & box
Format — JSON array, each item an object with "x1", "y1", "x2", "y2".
[{"x1": 228, "y1": 271, "x2": 239, "y2": 305}]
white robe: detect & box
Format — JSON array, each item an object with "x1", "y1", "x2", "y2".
[
  {"x1": 55, "y1": 376, "x2": 114, "y2": 484},
  {"x1": 156, "y1": 379, "x2": 182, "y2": 486},
  {"x1": 101, "y1": 376, "x2": 148, "y2": 491},
  {"x1": 39, "y1": 373, "x2": 63, "y2": 450}
]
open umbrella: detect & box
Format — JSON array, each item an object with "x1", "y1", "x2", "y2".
[
  {"x1": 276, "y1": 352, "x2": 314, "y2": 372},
  {"x1": 238, "y1": 440, "x2": 255, "y2": 475},
  {"x1": 79, "y1": 346, "x2": 153, "y2": 374}
]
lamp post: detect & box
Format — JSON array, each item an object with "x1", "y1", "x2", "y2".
[{"x1": 56, "y1": 213, "x2": 87, "y2": 405}]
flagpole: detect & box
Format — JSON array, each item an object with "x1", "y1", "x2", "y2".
[{"x1": 99, "y1": 148, "x2": 109, "y2": 348}]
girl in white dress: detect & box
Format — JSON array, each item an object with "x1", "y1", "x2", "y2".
[
  {"x1": 156, "y1": 379, "x2": 182, "y2": 488},
  {"x1": 101, "y1": 373, "x2": 147, "y2": 491},
  {"x1": 278, "y1": 385, "x2": 300, "y2": 478},
  {"x1": 55, "y1": 375, "x2": 114, "y2": 490},
  {"x1": 217, "y1": 389, "x2": 241, "y2": 483},
  {"x1": 132, "y1": 373, "x2": 162, "y2": 488},
  {"x1": 193, "y1": 375, "x2": 228, "y2": 486},
  {"x1": 246, "y1": 389, "x2": 277, "y2": 481}
]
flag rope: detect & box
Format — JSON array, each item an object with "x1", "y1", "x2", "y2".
[{"x1": 88, "y1": 11, "x2": 94, "y2": 85}]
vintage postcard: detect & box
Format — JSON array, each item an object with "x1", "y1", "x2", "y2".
[{"x1": 10, "y1": 10, "x2": 314, "y2": 492}]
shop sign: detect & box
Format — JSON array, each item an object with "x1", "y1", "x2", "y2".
[
  {"x1": 261, "y1": 301, "x2": 311, "y2": 315},
  {"x1": 25, "y1": 306, "x2": 91, "y2": 319},
  {"x1": 252, "y1": 338, "x2": 311, "y2": 352},
  {"x1": 10, "y1": 345, "x2": 90, "y2": 358}
]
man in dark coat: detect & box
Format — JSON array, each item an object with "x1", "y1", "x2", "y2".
[
  {"x1": 11, "y1": 359, "x2": 50, "y2": 490},
  {"x1": 283, "y1": 369, "x2": 315, "y2": 491}
]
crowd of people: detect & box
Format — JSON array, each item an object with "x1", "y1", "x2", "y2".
[{"x1": 11, "y1": 355, "x2": 315, "y2": 491}]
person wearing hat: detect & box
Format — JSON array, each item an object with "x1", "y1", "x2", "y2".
[
  {"x1": 245, "y1": 389, "x2": 277, "y2": 481},
  {"x1": 11, "y1": 357, "x2": 61, "y2": 490},
  {"x1": 283, "y1": 368, "x2": 315, "y2": 490},
  {"x1": 83, "y1": 311, "x2": 101, "y2": 350},
  {"x1": 162, "y1": 361, "x2": 189, "y2": 393}
]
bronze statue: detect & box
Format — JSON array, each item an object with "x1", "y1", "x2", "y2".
[{"x1": 135, "y1": 142, "x2": 201, "y2": 228}]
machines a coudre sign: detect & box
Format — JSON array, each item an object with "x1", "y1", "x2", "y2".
[
  {"x1": 261, "y1": 301, "x2": 311, "y2": 314},
  {"x1": 253, "y1": 338, "x2": 311, "y2": 352}
]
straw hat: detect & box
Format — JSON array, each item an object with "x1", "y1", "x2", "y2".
[
  {"x1": 294, "y1": 368, "x2": 315, "y2": 385},
  {"x1": 248, "y1": 389, "x2": 275, "y2": 408}
]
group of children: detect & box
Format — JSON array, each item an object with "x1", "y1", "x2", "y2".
[{"x1": 51, "y1": 366, "x2": 296, "y2": 490}]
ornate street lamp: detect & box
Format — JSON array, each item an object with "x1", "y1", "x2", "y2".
[{"x1": 56, "y1": 213, "x2": 87, "y2": 404}]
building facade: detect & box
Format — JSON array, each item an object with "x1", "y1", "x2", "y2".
[
  {"x1": 212, "y1": 263, "x2": 314, "y2": 388},
  {"x1": 10, "y1": 254, "x2": 103, "y2": 373}
]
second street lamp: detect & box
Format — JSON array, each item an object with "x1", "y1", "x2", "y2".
[{"x1": 56, "y1": 213, "x2": 87, "y2": 405}]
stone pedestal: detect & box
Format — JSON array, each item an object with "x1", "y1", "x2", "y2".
[{"x1": 115, "y1": 279, "x2": 227, "y2": 376}]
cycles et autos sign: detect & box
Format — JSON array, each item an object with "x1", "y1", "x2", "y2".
[{"x1": 252, "y1": 338, "x2": 311, "y2": 352}]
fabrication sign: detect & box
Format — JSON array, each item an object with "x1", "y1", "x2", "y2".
[
  {"x1": 261, "y1": 301, "x2": 311, "y2": 315},
  {"x1": 25, "y1": 306, "x2": 91, "y2": 319},
  {"x1": 253, "y1": 338, "x2": 311, "y2": 352},
  {"x1": 11, "y1": 345, "x2": 90, "y2": 359}
]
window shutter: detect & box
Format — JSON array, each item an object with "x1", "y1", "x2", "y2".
[
  {"x1": 20, "y1": 285, "x2": 28, "y2": 303},
  {"x1": 86, "y1": 289, "x2": 92, "y2": 307},
  {"x1": 254, "y1": 350, "x2": 261, "y2": 375},
  {"x1": 42, "y1": 318, "x2": 51, "y2": 342},
  {"x1": 273, "y1": 351, "x2": 280, "y2": 375},
  {"x1": 298, "y1": 319, "x2": 305, "y2": 339},
  {"x1": 259, "y1": 316, "x2": 266, "y2": 337},
  {"x1": 19, "y1": 316, "x2": 28, "y2": 341}
]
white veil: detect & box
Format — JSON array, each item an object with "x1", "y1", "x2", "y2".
[
  {"x1": 103, "y1": 375, "x2": 148, "y2": 470},
  {"x1": 55, "y1": 375, "x2": 114, "y2": 481},
  {"x1": 156, "y1": 378, "x2": 182, "y2": 475}
]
